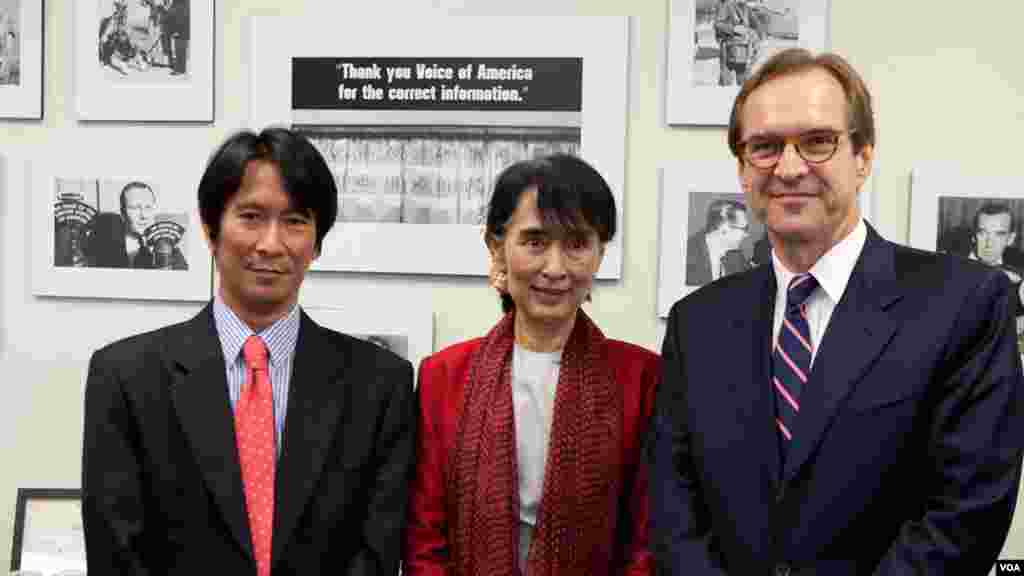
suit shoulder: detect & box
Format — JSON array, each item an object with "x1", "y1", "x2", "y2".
[
  {"x1": 892, "y1": 243, "x2": 1003, "y2": 289},
  {"x1": 670, "y1": 265, "x2": 764, "y2": 316},
  {"x1": 318, "y1": 325, "x2": 413, "y2": 375},
  {"x1": 90, "y1": 315, "x2": 195, "y2": 366}
]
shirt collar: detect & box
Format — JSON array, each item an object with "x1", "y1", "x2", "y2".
[
  {"x1": 212, "y1": 296, "x2": 302, "y2": 368},
  {"x1": 770, "y1": 218, "x2": 867, "y2": 305}
]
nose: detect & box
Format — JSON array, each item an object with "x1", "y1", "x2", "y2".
[
  {"x1": 774, "y1": 142, "x2": 809, "y2": 181},
  {"x1": 255, "y1": 220, "x2": 286, "y2": 254},
  {"x1": 541, "y1": 244, "x2": 569, "y2": 279}
]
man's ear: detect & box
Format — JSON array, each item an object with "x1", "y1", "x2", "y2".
[
  {"x1": 855, "y1": 144, "x2": 874, "y2": 187},
  {"x1": 202, "y1": 223, "x2": 216, "y2": 254}
]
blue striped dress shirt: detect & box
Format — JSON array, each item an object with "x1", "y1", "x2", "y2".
[{"x1": 213, "y1": 297, "x2": 301, "y2": 460}]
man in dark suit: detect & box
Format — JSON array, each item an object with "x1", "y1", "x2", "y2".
[
  {"x1": 685, "y1": 198, "x2": 751, "y2": 286},
  {"x1": 649, "y1": 49, "x2": 1024, "y2": 575},
  {"x1": 82, "y1": 128, "x2": 416, "y2": 575}
]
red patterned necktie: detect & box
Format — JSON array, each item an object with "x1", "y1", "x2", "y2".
[
  {"x1": 772, "y1": 273, "x2": 818, "y2": 462},
  {"x1": 235, "y1": 335, "x2": 275, "y2": 576}
]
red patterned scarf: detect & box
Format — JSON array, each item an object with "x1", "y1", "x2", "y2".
[{"x1": 448, "y1": 310, "x2": 624, "y2": 576}]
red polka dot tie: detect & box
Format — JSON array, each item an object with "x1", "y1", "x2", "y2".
[{"x1": 236, "y1": 335, "x2": 274, "y2": 576}]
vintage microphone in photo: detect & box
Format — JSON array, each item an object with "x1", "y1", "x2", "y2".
[
  {"x1": 53, "y1": 195, "x2": 98, "y2": 268},
  {"x1": 142, "y1": 219, "x2": 186, "y2": 270}
]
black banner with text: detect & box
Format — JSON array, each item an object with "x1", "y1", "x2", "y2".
[{"x1": 292, "y1": 57, "x2": 582, "y2": 111}]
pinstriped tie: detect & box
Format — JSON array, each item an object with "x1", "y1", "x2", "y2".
[{"x1": 772, "y1": 273, "x2": 818, "y2": 462}]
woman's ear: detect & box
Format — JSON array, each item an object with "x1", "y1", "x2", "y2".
[{"x1": 486, "y1": 233, "x2": 508, "y2": 293}]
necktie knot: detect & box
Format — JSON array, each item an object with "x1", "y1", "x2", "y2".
[
  {"x1": 786, "y1": 273, "x2": 818, "y2": 310},
  {"x1": 243, "y1": 335, "x2": 268, "y2": 371}
]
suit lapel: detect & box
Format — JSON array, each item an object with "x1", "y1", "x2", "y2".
[
  {"x1": 728, "y1": 265, "x2": 781, "y2": 488},
  {"x1": 169, "y1": 304, "x2": 253, "y2": 558},
  {"x1": 271, "y1": 312, "x2": 346, "y2": 566},
  {"x1": 782, "y1": 227, "x2": 903, "y2": 482}
]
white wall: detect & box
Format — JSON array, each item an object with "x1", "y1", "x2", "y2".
[{"x1": 1, "y1": 0, "x2": 1022, "y2": 569}]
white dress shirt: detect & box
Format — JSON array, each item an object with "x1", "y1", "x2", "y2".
[{"x1": 771, "y1": 219, "x2": 867, "y2": 365}]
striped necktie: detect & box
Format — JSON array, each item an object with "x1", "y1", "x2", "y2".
[{"x1": 772, "y1": 273, "x2": 818, "y2": 462}]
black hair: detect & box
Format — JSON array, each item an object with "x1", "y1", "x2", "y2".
[
  {"x1": 974, "y1": 201, "x2": 1016, "y2": 235},
  {"x1": 197, "y1": 127, "x2": 338, "y2": 252},
  {"x1": 704, "y1": 199, "x2": 747, "y2": 234},
  {"x1": 485, "y1": 153, "x2": 616, "y2": 313}
]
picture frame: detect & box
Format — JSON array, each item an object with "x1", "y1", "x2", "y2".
[
  {"x1": 74, "y1": 0, "x2": 214, "y2": 122},
  {"x1": 249, "y1": 15, "x2": 629, "y2": 279},
  {"x1": 665, "y1": 0, "x2": 830, "y2": 126},
  {"x1": 29, "y1": 146, "x2": 213, "y2": 302},
  {"x1": 656, "y1": 159, "x2": 875, "y2": 317},
  {"x1": 9, "y1": 488, "x2": 85, "y2": 576},
  {"x1": 909, "y1": 165, "x2": 1024, "y2": 358},
  {"x1": 0, "y1": 0, "x2": 44, "y2": 119}
]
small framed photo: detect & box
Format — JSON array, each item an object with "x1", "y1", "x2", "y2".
[
  {"x1": 29, "y1": 148, "x2": 213, "y2": 302},
  {"x1": 0, "y1": 0, "x2": 44, "y2": 119},
  {"x1": 910, "y1": 165, "x2": 1024, "y2": 357},
  {"x1": 666, "y1": 0, "x2": 830, "y2": 125},
  {"x1": 656, "y1": 161, "x2": 765, "y2": 317},
  {"x1": 9, "y1": 488, "x2": 85, "y2": 576},
  {"x1": 74, "y1": 0, "x2": 214, "y2": 122}
]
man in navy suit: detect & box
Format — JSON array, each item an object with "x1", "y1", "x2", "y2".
[{"x1": 649, "y1": 48, "x2": 1024, "y2": 575}]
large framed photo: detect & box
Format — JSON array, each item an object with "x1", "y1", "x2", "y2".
[
  {"x1": 30, "y1": 149, "x2": 212, "y2": 301},
  {"x1": 74, "y1": 0, "x2": 213, "y2": 122},
  {"x1": 0, "y1": 0, "x2": 43, "y2": 119},
  {"x1": 666, "y1": 0, "x2": 830, "y2": 125},
  {"x1": 910, "y1": 166, "x2": 1024, "y2": 357},
  {"x1": 656, "y1": 160, "x2": 874, "y2": 317},
  {"x1": 249, "y1": 15, "x2": 628, "y2": 279},
  {"x1": 9, "y1": 488, "x2": 85, "y2": 576}
]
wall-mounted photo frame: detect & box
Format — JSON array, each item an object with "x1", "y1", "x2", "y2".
[
  {"x1": 0, "y1": 0, "x2": 43, "y2": 119},
  {"x1": 249, "y1": 15, "x2": 629, "y2": 278},
  {"x1": 666, "y1": 0, "x2": 830, "y2": 126},
  {"x1": 74, "y1": 0, "x2": 213, "y2": 122},
  {"x1": 302, "y1": 302, "x2": 433, "y2": 379},
  {"x1": 656, "y1": 159, "x2": 875, "y2": 317},
  {"x1": 9, "y1": 488, "x2": 85, "y2": 576},
  {"x1": 29, "y1": 149, "x2": 213, "y2": 302},
  {"x1": 909, "y1": 165, "x2": 1024, "y2": 359}
]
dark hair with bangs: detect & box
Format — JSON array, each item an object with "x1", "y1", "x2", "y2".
[
  {"x1": 198, "y1": 127, "x2": 338, "y2": 252},
  {"x1": 485, "y1": 153, "x2": 617, "y2": 313}
]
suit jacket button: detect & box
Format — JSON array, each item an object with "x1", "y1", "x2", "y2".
[{"x1": 774, "y1": 563, "x2": 791, "y2": 576}]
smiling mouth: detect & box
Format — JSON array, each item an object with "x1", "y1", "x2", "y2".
[
  {"x1": 532, "y1": 287, "x2": 569, "y2": 296},
  {"x1": 248, "y1": 267, "x2": 286, "y2": 275}
]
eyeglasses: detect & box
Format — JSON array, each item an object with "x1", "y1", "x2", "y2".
[{"x1": 740, "y1": 129, "x2": 856, "y2": 170}]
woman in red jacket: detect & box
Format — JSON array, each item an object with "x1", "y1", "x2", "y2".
[{"x1": 404, "y1": 154, "x2": 658, "y2": 576}]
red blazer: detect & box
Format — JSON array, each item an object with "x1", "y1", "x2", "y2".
[{"x1": 404, "y1": 336, "x2": 659, "y2": 576}]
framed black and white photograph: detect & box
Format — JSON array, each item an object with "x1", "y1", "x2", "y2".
[
  {"x1": 249, "y1": 15, "x2": 628, "y2": 278},
  {"x1": 9, "y1": 488, "x2": 85, "y2": 576},
  {"x1": 910, "y1": 166, "x2": 1024, "y2": 358},
  {"x1": 666, "y1": 0, "x2": 830, "y2": 125},
  {"x1": 0, "y1": 0, "x2": 43, "y2": 119},
  {"x1": 74, "y1": 0, "x2": 213, "y2": 121},
  {"x1": 30, "y1": 150, "x2": 213, "y2": 301},
  {"x1": 657, "y1": 161, "x2": 762, "y2": 316},
  {"x1": 302, "y1": 302, "x2": 433, "y2": 378},
  {"x1": 656, "y1": 160, "x2": 875, "y2": 317}
]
